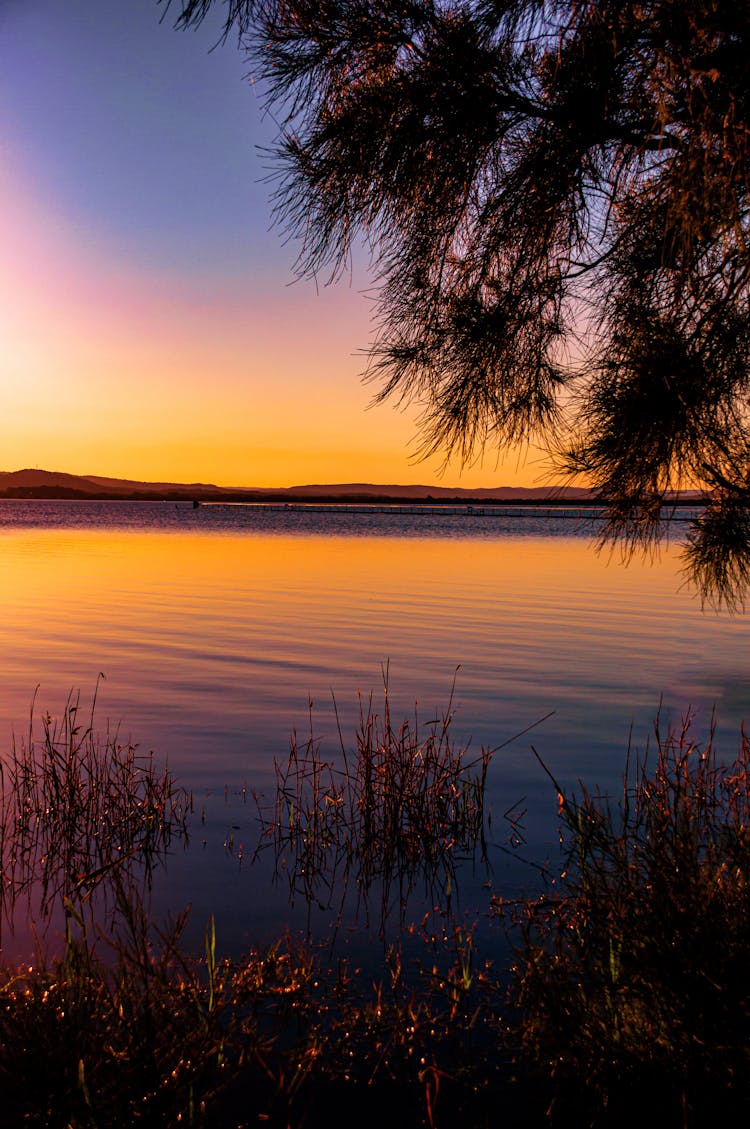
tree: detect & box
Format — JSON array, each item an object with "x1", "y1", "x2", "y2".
[{"x1": 166, "y1": 0, "x2": 750, "y2": 605}]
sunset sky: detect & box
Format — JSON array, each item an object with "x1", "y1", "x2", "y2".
[{"x1": 0, "y1": 0, "x2": 540, "y2": 488}]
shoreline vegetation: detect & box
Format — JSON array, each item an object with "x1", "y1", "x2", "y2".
[
  {"x1": 0, "y1": 492, "x2": 706, "y2": 508},
  {"x1": 1, "y1": 693, "x2": 749, "y2": 1126}
]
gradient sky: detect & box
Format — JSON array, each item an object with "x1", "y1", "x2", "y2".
[{"x1": 0, "y1": 0, "x2": 541, "y2": 488}]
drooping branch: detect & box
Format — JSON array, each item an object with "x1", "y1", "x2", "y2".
[{"x1": 164, "y1": 0, "x2": 750, "y2": 602}]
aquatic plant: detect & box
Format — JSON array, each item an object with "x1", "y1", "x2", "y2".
[
  {"x1": 4, "y1": 682, "x2": 750, "y2": 1126},
  {"x1": 0, "y1": 897, "x2": 236, "y2": 1127},
  {"x1": 0, "y1": 687, "x2": 191, "y2": 940},
  {"x1": 512, "y1": 715, "x2": 750, "y2": 1126},
  {"x1": 0, "y1": 894, "x2": 518, "y2": 1129},
  {"x1": 254, "y1": 678, "x2": 494, "y2": 933}
]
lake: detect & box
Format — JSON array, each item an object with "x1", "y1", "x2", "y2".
[{"x1": 0, "y1": 499, "x2": 748, "y2": 962}]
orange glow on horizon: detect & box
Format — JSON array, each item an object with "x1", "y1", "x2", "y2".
[{"x1": 0, "y1": 161, "x2": 549, "y2": 491}]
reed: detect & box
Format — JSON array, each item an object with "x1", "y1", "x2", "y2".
[
  {"x1": 4, "y1": 685, "x2": 750, "y2": 1126},
  {"x1": 0, "y1": 895, "x2": 236, "y2": 1126},
  {"x1": 512, "y1": 714, "x2": 750, "y2": 1126},
  {"x1": 0, "y1": 686, "x2": 510, "y2": 1126},
  {"x1": 254, "y1": 678, "x2": 493, "y2": 931},
  {"x1": 0, "y1": 893, "x2": 515, "y2": 1127},
  {"x1": 0, "y1": 687, "x2": 191, "y2": 941}
]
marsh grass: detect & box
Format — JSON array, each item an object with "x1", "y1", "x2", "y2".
[
  {"x1": 4, "y1": 686, "x2": 750, "y2": 1127},
  {"x1": 254, "y1": 679, "x2": 493, "y2": 932},
  {"x1": 0, "y1": 899, "x2": 233, "y2": 1127},
  {"x1": 0, "y1": 688, "x2": 191, "y2": 941},
  {"x1": 0, "y1": 686, "x2": 515, "y2": 1126},
  {"x1": 0, "y1": 892, "x2": 515, "y2": 1128},
  {"x1": 512, "y1": 715, "x2": 750, "y2": 1126}
]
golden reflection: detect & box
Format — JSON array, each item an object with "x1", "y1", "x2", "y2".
[
  {"x1": 0, "y1": 527, "x2": 704, "y2": 660},
  {"x1": 0, "y1": 524, "x2": 745, "y2": 796}
]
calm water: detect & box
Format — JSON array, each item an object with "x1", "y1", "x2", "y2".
[{"x1": 0, "y1": 500, "x2": 748, "y2": 959}]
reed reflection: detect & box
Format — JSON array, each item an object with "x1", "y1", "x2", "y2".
[
  {"x1": 0, "y1": 686, "x2": 191, "y2": 953},
  {"x1": 253, "y1": 678, "x2": 505, "y2": 937}
]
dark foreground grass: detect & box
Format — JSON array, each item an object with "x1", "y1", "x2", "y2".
[
  {"x1": 0, "y1": 893, "x2": 530, "y2": 1128},
  {"x1": 1, "y1": 694, "x2": 750, "y2": 1127},
  {"x1": 511, "y1": 716, "x2": 750, "y2": 1127}
]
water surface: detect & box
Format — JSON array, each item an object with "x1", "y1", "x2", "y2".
[{"x1": 0, "y1": 500, "x2": 747, "y2": 958}]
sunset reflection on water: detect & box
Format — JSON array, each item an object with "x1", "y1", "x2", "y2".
[{"x1": 0, "y1": 511, "x2": 748, "y2": 956}]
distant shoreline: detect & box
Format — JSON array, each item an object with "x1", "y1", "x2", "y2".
[
  {"x1": 0, "y1": 468, "x2": 707, "y2": 506},
  {"x1": 0, "y1": 489, "x2": 705, "y2": 507}
]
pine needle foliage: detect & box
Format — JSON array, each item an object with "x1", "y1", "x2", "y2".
[{"x1": 165, "y1": 0, "x2": 750, "y2": 603}]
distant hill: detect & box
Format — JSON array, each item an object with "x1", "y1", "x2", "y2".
[
  {"x1": 0, "y1": 468, "x2": 704, "y2": 504},
  {"x1": 0, "y1": 469, "x2": 237, "y2": 500},
  {"x1": 0, "y1": 468, "x2": 594, "y2": 502},
  {"x1": 282, "y1": 482, "x2": 595, "y2": 499}
]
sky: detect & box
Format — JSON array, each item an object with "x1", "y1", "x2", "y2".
[{"x1": 0, "y1": 0, "x2": 540, "y2": 488}]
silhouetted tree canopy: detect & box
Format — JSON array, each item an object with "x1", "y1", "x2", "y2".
[{"x1": 166, "y1": 0, "x2": 750, "y2": 605}]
